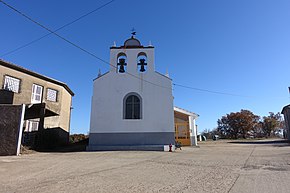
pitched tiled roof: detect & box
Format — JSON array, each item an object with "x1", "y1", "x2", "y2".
[{"x1": 0, "y1": 59, "x2": 74, "y2": 96}]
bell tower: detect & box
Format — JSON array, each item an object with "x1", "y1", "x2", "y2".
[
  {"x1": 109, "y1": 34, "x2": 154, "y2": 74},
  {"x1": 88, "y1": 33, "x2": 174, "y2": 151}
]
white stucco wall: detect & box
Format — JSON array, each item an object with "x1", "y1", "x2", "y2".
[
  {"x1": 89, "y1": 47, "x2": 174, "y2": 134},
  {"x1": 189, "y1": 116, "x2": 197, "y2": 146}
]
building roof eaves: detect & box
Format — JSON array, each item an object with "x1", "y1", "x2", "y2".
[
  {"x1": 155, "y1": 71, "x2": 172, "y2": 80},
  {"x1": 0, "y1": 59, "x2": 74, "y2": 96},
  {"x1": 110, "y1": 46, "x2": 154, "y2": 49},
  {"x1": 174, "y1": 106, "x2": 199, "y2": 118},
  {"x1": 281, "y1": 104, "x2": 290, "y2": 114},
  {"x1": 93, "y1": 71, "x2": 110, "y2": 81}
]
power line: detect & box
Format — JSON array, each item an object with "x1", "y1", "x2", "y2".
[
  {"x1": 1, "y1": 0, "x2": 270, "y2": 98},
  {"x1": 0, "y1": 0, "x2": 116, "y2": 57},
  {"x1": 0, "y1": 0, "x2": 115, "y2": 68},
  {"x1": 173, "y1": 83, "x2": 251, "y2": 97},
  {"x1": 0, "y1": 0, "x2": 171, "y2": 90},
  {"x1": 1, "y1": 34, "x2": 51, "y2": 57}
]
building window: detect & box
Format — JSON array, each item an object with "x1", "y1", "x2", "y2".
[
  {"x1": 47, "y1": 88, "x2": 58, "y2": 102},
  {"x1": 124, "y1": 93, "x2": 141, "y2": 119},
  {"x1": 3, "y1": 75, "x2": 20, "y2": 93},
  {"x1": 31, "y1": 84, "x2": 43, "y2": 104},
  {"x1": 25, "y1": 120, "x2": 39, "y2": 132}
]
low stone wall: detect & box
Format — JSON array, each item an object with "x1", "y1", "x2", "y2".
[
  {"x1": 42, "y1": 127, "x2": 69, "y2": 148},
  {"x1": 0, "y1": 89, "x2": 14, "y2": 104},
  {"x1": 0, "y1": 105, "x2": 24, "y2": 156},
  {"x1": 23, "y1": 128, "x2": 69, "y2": 149}
]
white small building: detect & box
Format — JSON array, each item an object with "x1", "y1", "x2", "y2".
[
  {"x1": 88, "y1": 35, "x2": 175, "y2": 150},
  {"x1": 282, "y1": 104, "x2": 290, "y2": 140}
]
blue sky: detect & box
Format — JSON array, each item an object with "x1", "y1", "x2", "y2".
[{"x1": 1, "y1": 0, "x2": 290, "y2": 134}]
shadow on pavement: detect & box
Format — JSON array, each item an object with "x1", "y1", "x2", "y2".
[
  {"x1": 44, "y1": 138, "x2": 89, "y2": 153},
  {"x1": 228, "y1": 139, "x2": 290, "y2": 146},
  {"x1": 22, "y1": 139, "x2": 89, "y2": 154}
]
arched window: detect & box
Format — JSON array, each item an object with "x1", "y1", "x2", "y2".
[
  {"x1": 124, "y1": 93, "x2": 142, "y2": 119},
  {"x1": 117, "y1": 53, "x2": 127, "y2": 73},
  {"x1": 137, "y1": 52, "x2": 147, "y2": 72}
]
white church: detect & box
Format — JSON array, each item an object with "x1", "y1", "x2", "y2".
[{"x1": 88, "y1": 34, "x2": 198, "y2": 151}]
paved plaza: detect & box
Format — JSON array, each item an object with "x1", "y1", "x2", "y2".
[{"x1": 1, "y1": 139, "x2": 290, "y2": 193}]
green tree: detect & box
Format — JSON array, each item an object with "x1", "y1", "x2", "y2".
[{"x1": 217, "y1": 110, "x2": 260, "y2": 139}]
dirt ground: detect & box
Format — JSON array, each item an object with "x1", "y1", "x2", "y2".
[{"x1": 1, "y1": 139, "x2": 290, "y2": 193}]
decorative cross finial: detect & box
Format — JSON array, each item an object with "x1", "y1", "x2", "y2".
[
  {"x1": 98, "y1": 69, "x2": 102, "y2": 77},
  {"x1": 165, "y1": 69, "x2": 169, "y2": 77},
  {"x1": 131, "y1": 28, "x2": 136, "y2": 37},
  {"x1": 148, "y1": 40, "x2": 153, "y2": 47}
]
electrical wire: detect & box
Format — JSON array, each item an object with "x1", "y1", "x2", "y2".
[
  {"x1": 1, "y1": 0, "x2": 267, "y2": 97},
  {"x1": 173, "y1": 83, "x2": 251, "y2": 97},
  {"x1": 0, "y1": 0, "x2": 172, "y2": 90},
  {"x1": 0, "y1": 0, "x2": 116, "y2": 57}
]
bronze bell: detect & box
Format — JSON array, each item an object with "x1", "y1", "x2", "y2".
[
  {"x1": 140, "y1": 65, "x2": 145, "y2": 72},
  {"x1": 118, "y1": 58, "x2": 126, "y2": 73},
  {"x1": 119, "y1": 58, "x2": 125, "y2": 64},
  {"x1": 119, "y1": 65, "x2": 125, "y2": 73},
  {"x1": 139, "y1": 58, "x2": 146, "y2": 72}
]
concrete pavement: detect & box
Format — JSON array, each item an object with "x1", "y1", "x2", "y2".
[{"x1": 0, "y1": 139, "x2": 289, "y2": 193}]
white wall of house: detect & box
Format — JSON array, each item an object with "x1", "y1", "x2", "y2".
[
  {"x1": 282, "y1": 105, "x2": 290, "y2": 140},
  {"x1": 189, "y1": 116, "x2": 197, "y2": 146}
]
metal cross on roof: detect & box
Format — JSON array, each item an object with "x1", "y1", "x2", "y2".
[{"x1": 131, "y1": 28, "x2": 136, "y2": 36}]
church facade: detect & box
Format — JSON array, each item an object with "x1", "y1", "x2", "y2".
[{"x1": 88, "y1": 35, "x2": 175, "y2": 151}]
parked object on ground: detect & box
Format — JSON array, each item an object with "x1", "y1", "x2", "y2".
[
  {"x1": 175, "y1": 141, "x2": 182, "y2": 150},
  {"x1": 212, "y1": 135, "x2": 219, "y2": 141}
]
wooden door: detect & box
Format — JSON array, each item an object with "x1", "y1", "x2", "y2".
[{"x1": 175, "y1": 122, "x2": 191, "y2": 146}]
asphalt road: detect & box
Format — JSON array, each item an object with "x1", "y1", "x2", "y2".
[{"x1": 1, "y1": 139, "x2": 290, "y2": 193}]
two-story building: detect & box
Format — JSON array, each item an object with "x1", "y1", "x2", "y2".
[{"x1": 0, "y1": 59, "x2": 74, "y2": 148}]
